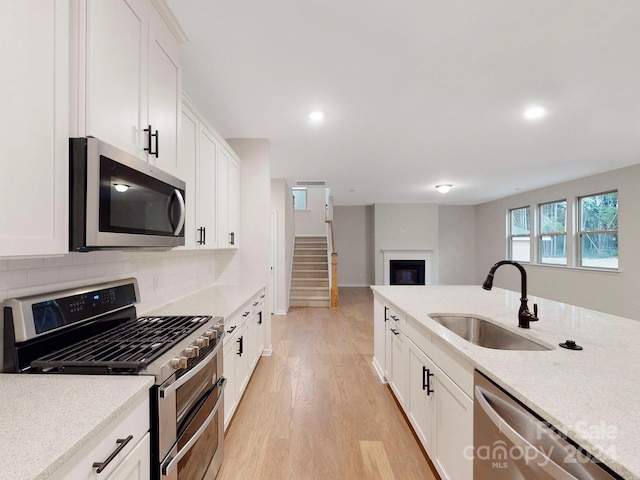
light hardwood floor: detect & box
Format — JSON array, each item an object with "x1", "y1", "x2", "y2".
[{"x1": 212, "y1": 287, "x2": 439, "y2": 480}]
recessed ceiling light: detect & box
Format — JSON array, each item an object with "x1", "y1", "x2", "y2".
[
  {"x1": 309, "y1": 110, "x2": 325, "y2": 122},
  {"x1": 523, "y1": 105, "x2": 548, "y2": 121},
  {"x1": 435, "y1": 184, "x2": 452, "y2": 193}
]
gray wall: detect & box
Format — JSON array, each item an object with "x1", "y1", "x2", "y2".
[
  {"x1": 475, "y1": 163, "x2": 640, "y2": 320},
  {"x1": 294, "y1": 186, "x2": 327, "y2": 236},
  {"x1": 333, "y1": 206, "x2": 374, "y2": 286},
  {"x1": 439, "y1": 205, "x2": 477, "y2": 285}
]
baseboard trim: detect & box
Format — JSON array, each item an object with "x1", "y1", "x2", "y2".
[
  {"x1": 372, "y1": 358, "x2": 387, "y2": 384},
  {"x1": 338, "y1": 283, "x2": 372, "y2": 287}
]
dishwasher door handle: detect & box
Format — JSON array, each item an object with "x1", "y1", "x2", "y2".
[{"x1": 475, "y1": 385, "x2": 586, "y2": 480}]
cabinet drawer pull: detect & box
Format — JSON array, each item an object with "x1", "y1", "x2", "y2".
[
  {"x1": 422, "y1": 367, "x2": 434, "y2": 395},
  {"x1": 93, "y1": 435, "x2": 133, "y2": 473},
  {"x1": 390, "y1": 315, "x2": 399, "y2": 322},
  {"x1": 390, "y1": 328, "x2": 400, "y2": 336},
  {"x1": 226, "y1": 325, "x2": 236, "y2": 334},
  {"x1": 242, "y1": 311, "x2": 250, "y2": 317}
]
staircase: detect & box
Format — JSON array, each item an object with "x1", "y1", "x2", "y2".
[{"x1": 290, "y1": 236, "x2": 330, "y2": 308}]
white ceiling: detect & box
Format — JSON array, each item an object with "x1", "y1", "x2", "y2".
[{"x1": 166, "y1": 0, "x2": 640, "y2": 206}]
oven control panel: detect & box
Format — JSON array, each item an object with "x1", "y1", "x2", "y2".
[{"x1": 4, "y1": 278, "x2": 141, "y2": 343}]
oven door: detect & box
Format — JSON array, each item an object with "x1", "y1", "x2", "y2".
[{"x1": 157, "y1": 347, "x2": 225, "y2": 480}]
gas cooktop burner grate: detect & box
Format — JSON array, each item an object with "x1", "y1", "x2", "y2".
[{"x1": 30, "y1": 315, "x2": 211, "y2": 374}]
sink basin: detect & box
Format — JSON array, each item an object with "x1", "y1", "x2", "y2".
[{"x1": 428, "y1": 315, "x2": 552, "y2": 351}]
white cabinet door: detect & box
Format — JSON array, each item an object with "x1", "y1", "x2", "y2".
[
  {"x1": 388, "y1": 323, "x2": 407, "y2": 407},
  {"x1": 227, "y1": 156, "x2": 240, "y2": 247},
  {"x1": 196, "y1": 126, "x2": 218, "y2": 248},
  {"x1": 0, "y1": 1, "x2": 68, "y2": 257},
  {"x1": 105, "y1": 433, "x2": 150, "y2": 480},
  {"x1": 83, "y1": 0, "x2": 147, "y2": 158},
  {"x1": 216, "y1": 147, "x2": 240, "y2": 249},
  {"x1": 147, "y1": 7, "x2": 181, "y2": 171},
  {"x1": 433, "y1": 370, "x2": 473, "y2": 480},
  {"x1": 234, "y1": 320, "x2": 250, "y2": 399},
  {"x1": 75, "y1": 0, "x2": 180, "y2": 166},
  {"x1": 223, "y1": 338, "x2": 237, "y2": 430},
  {"x1": 372, "y1": 299, "x2": 387, "y2": 382},
  {"x1": 178, "y1": 106, "x2": 198, "y2": 249},
  {"x1": 407, "y1": 342, "x2": 436, "y2": 454}
]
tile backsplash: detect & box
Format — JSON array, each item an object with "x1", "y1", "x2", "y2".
[{"x1": 0, "y1": 249, "x2": 238, "y2": 314}]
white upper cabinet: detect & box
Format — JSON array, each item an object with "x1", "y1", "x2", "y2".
[
  {"x1": 217, "y1": 146, "x2": 240, "y2": 248},
  {"x1": 0, "y1": 1, "x2": 69, "y2": 257},
  {"x1": 180, "y1": 96, "x2": 241, "y2": 251},
  {"x1": 71, "y1": 0, "x2": 182, "y2": 169}
]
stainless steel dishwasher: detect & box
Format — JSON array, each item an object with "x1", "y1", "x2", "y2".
[{"x1": 473, "y1": 370, "x2": 621, "y2": 479}]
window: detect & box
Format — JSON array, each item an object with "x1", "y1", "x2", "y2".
[
  {"x1": 292, "y1": 187, "x2": 307, "y2": 210},
  {"x1": 539, "y1": 200, "x2": 567, "y2": 265},
  {"x1": 578, "y1": 191, "x2": 618, "y2": 269},
  {"x1": 509, "y1": 206, "x2": 530, "y2": 262}
]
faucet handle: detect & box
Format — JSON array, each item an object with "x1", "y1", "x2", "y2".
[{"x1": 531, "y1": 303, "x2": 539, "y2": 321}]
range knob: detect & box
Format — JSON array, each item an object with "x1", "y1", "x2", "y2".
[
  {"x1": 196, "y1": 336, "x2": 210, "y2": 347},
  {"x1": 185, "y1": 345, "x2": 200, "y2": 358},
  {"x1": 172, "y1": 356, "x2": 188, "y2": 369},
  {"x1": 204, "y1": 328, "x2": 217, "y2": 339}
]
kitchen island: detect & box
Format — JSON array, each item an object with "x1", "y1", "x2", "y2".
[{"x1": 371, "y1": 285, "x2": 640, "y2": 480}]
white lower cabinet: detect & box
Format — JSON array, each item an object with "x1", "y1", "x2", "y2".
[
  {"x1": 223, "y1": 289, "x2": 266, "y2": 430},
  {"x1": 407, "y1": 338, "x2": 472, "y2": 480},
  {"x1": 388, "y1": 321, "x2": 407, "y2": 407},
  {"x1": 376, "y1": 297, "x2": 473, "y2": 480},
  {"x1": 50, "y1": 395, "x2": 150, "y2": 480}
]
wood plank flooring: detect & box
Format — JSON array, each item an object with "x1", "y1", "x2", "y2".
[{"x1": 211, "y1": 287, "x2": 439, "y2": 480}]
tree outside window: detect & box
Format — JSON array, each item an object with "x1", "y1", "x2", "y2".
[
  {"x1": 509, "y1": 206, "x2": 530, "y2": 262},
  {"x1": 579, "y1": 191, "x2": 618, "y2": 269},
  {"x1": 539, "y1": 200, "x2": 567, "y2": 265}
]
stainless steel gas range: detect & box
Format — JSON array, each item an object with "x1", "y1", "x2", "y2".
[{"x1": 2, "y1": 278, "x2": 225, "y2": 480}]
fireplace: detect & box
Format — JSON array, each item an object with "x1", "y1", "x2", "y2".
[
  {"x1": 390, "y1": 260, "x2": 425, "y2": 285},
  {"x1": 382, "y1": 249, "x2": 433, "y2": 286}
]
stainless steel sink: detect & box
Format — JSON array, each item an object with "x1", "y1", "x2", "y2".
[{"x1": 428, "y1": 315, "x2": 552, "y2": 351}]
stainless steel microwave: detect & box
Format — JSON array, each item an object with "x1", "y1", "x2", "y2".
[{"x1": 70, "y1": 137, "x2": 186, "y2": 251}]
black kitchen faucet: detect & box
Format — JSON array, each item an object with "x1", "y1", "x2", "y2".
[{"x1": 482, "y1": 260, "x2": 539, "y2": 328}]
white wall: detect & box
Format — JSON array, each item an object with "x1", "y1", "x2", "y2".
[
  {"x1": 373, "y1": 204, "x2": 439, "y2": 285},
  {"x1": 439, "y1": 205, "x2": 477, "y2": 285},
  {"x1": 294, "y1": 186, "x2": 327, "y2": 236},
  {"x1": 0, "y1": 249, "x2": 235, "y2": 314},
  {"x1": 333, "y1": 205, "x2": 374, "y2": 286},
  {"x1": 227, "y1": 138, "x2": 273, "y2": 349},
  {"x1": 475, "y1": 163, "x2": 640, "y2": 320},
  {"x1": 270, "y1": 178, "x2": 295, "y2": 314}
]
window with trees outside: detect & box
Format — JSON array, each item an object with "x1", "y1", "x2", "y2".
[
  {"x1": 578, "y1": 191, "x2": 618, "y2": 269},
  {"x1": 509, "y1": 206, "x2": 530, "y2": 262},
  {"x1": 292, "y1": 187, "x2": 307, "y2": 210},
  {"x1": 539, "y1": 200, "x2": 567, "y2": 265}
]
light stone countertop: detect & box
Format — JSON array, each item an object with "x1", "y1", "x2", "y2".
[
  {"x1": 144, "y1": 283, "x2": 265, "y2": 319},
  {"x1": 0, "y1": 374, "x2": 153, "y2": 480},
  {"x1": 371, "y1": 285, "x2": 640, "y2": 480}
]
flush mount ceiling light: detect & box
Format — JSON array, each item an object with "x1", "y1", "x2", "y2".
[
  {"x1": 435, "y1": 184, "x2": 452, "y2": 193},
  {"x1": 309, "y1": 110, "x2": 325, "y2": 122},
  {"x1": 523, "y1": 105, "x2": 548, "y2": 121},
  {"x1": 114, "y1": 184, "x2": 129, "y2": 192}
]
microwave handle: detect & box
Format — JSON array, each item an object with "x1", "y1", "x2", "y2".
[{"x1": 171, "y1": 189, "x2": 186, "y2": 236}]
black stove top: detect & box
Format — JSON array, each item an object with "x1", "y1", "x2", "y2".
[{"x1": 29, "y1": 315, "x2": 212, "y2": 374}]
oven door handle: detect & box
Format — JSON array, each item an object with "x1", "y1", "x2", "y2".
[
  {"x1": 160, "y1": 331, "x2": 225, "y2": 399},
  {"x1": 161, "y1": 376, "x2": 226, "y2": 477}
]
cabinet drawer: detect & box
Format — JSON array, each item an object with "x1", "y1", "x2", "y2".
[
  {"x1": 50, "y1": 395, "x2": 149, "y2": 480},
  {"x1": 430, "y1": 336, "x2": 473, "y2": 398},
  {"x1": 386, "y1": 305, "x2": 407, "y2": 333}
]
